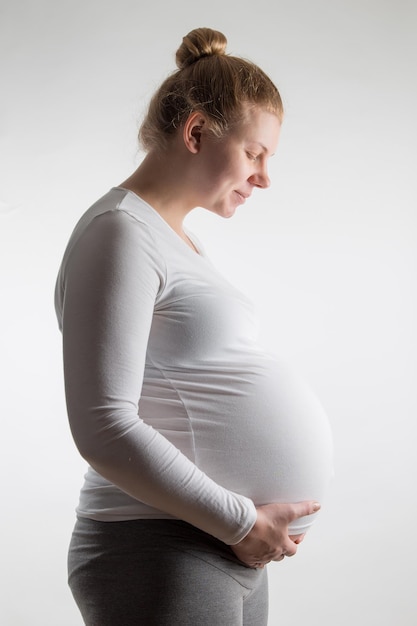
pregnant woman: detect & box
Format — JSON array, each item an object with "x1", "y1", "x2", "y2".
[{"x1": 55, "y1": 27, "x2": 333, "y2": 626}]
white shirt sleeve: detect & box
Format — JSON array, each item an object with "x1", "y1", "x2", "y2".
[{"x1": 58, "y1": 208, "x2": 257, "y2": 545}]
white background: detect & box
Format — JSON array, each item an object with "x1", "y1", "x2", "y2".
[{"x1": 1, "y1": 1, "x2": 416, "y2": 624}]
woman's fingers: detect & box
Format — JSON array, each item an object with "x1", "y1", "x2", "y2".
[{"x1": 283, "y1": 501, "x2": 321, "y2": 523}]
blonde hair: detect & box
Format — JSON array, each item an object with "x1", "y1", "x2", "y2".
[{"x1": 139, "y1": 27, "x2": 283, "y2": 151}]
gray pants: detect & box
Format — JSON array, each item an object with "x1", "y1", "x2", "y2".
[{"x1": 68, "y1": 517, "x2": 268, "y2": 625}]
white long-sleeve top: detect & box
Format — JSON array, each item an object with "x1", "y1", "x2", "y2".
[{"x1": 55, "y1": 188, "x2": 333, "y2": 543}]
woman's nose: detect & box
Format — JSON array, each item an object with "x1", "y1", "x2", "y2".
[{"x1": 249, "y1": 164, "x2": 270, "y2": 189}]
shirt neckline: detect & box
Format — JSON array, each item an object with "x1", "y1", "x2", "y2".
[{"x1": 113, "y1": 186, "x2": 203, "y2": 257}]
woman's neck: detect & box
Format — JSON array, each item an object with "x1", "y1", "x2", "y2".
[
  {"x1": 119, "y1": 151, "x2": 201, "y2": 252},
  {"x1": 119, "y1": 150, "x2": 197, "y2": 234}
]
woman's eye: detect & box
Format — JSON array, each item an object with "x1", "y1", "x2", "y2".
[{"x1": 247, "y1": 152, "x2": 258, "y2": 162}]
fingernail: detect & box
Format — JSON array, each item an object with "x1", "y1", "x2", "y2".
[{"x1": 313, "y1": 502, "x2": 321, "y2": 512}]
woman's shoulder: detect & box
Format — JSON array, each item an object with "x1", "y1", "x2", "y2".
[
  {"x1": 77, "y1": 187, "x2": 155, "y2": 229},
  {"x1": 65, "y1": 188, "x2": 161, "y2": 250},
  {"x1": 58, "y1": 188, "x2": 167, "y2": 282}
]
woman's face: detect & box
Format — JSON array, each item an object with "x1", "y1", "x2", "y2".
[{"x1": 195, "y1": 106, "x2": 281, "y2": 218}]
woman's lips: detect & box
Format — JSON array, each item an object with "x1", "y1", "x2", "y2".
[{"x1": 235, "y1": 191, "x2": 250, "y2": 203}]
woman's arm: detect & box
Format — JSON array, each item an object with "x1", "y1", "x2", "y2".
[{"x1": 60, "y1": 209, "x2": 257, "y2": 544}]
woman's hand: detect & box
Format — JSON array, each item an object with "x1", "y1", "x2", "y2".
[{"x1": 230, "y1": 501, "x2": 320, "y2": 568}]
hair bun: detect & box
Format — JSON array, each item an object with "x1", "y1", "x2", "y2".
[{"x1": 176, "y1": 27, "x2": 227, "y2": 69}]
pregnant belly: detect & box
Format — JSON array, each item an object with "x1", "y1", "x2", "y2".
[
  {"x1": 196, "y1": 359, "x2": 333, "y2": 533},
  {"x1": 142, "y1": 356, "x2": 334, "y2": 534}
]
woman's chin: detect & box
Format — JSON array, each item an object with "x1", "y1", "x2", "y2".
[{"x1": 205, "y1": 204, "x2": 237, "y2": 219}]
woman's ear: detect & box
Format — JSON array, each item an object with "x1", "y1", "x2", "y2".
[{"x1": 183, "y1": 111, "x2": 207, "y2": 154}]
